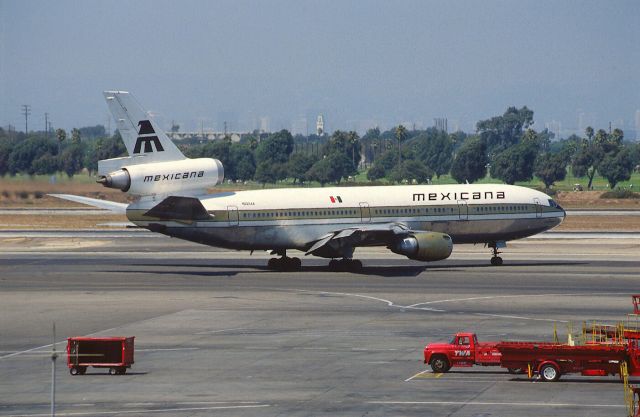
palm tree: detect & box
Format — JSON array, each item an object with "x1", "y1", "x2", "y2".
[{"x1": 395, "y1": 125, "x2": 407, "y2": 166}]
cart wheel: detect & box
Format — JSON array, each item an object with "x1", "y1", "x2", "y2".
[
  {"x1": 78, "y1": 367, "x2": 87, "y2": 375},
  {"x1": 117, "y1": 367, "x2": 127, "y2": 375},
  {"x1": 430, "y1": 355, "x2": 450, "y2": 373},
  {"x1": 109, "y1": 367, "x2": 118, "y2": 375},
  {"x1": 539, "y1": 363, "x2": 560, "y2": 382},
  {"x1": 70, "y1": 367, "x2": 80, "y2": 376}
]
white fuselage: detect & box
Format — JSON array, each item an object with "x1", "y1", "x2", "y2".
[{"x1": 126, "y1": 183, "x2": 565, "y2": 255}]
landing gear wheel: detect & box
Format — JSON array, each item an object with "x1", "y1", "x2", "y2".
[
  {"x1": 488, "y1": 242, "x2": 504, "y2": 266},
  {"x1": 430, "y1": 356, "x2": 450, "y2": 373},
  {"x1": 539, "y1": 363, "x2": 560, "y2": 382},
  {"x1": 267, "y1": 256, "x2": 302, "y2": 271},
  {"x1": 290, "y1": 257, "x2": 302, "y2": 270},
  {"x1": 70, "y1": 367, "x2": 80, "y2": 376},
  {"x1": 490, "y1": 256, "x2": 503, "y2": 266},
  {"x1": 108, "y1": 367, "x2": 118, "y2": 375}
]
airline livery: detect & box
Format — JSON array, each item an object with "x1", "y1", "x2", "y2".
[{"x1": 53, "y1": 91, "x2": 566, "y2": 271}]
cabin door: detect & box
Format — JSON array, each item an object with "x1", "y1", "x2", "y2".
[
  {"x1": 227, "y1": 206, "x2": 239, "y2": 226},
  {"x1": 457, "y1": 200, "x2": 468, "y2": 220},
  {"x1": 359, "y1": 202, "x2": 371, "y2": 222},
  {"x1": 533, "y1": 198, "x2": 543, "y2": 218}
]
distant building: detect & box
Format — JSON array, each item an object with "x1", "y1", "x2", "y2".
[
  {"x1": 434, "y1": 118, "x2": 448, "y2": 133},
  {"x1": 316, "y1": 115, "x2": 324, "y2": 136},
  {"x1": 259, "y1": 117, "x2": 270, "y2": 134}
]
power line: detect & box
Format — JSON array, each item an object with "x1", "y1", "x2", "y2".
[{"x1": 21, "y1": 104, "x2": 31, "y2": 134}]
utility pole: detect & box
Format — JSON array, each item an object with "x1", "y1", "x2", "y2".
[
  {"x1": 51, "y1": 322, "x2": 57, "y2": 417},
  {"x1": 45, "y1": 113, "x2": 49, "y2": 139},
  {"x1": 21, "y1": 105, "x2": 31, "y2": 134}
]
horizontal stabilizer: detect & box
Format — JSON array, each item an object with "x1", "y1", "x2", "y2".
[
  {"x1": 48, "y1": 194, "x2": 128, "y2": 214},
  {"x1": 144, "y1": 196, "x2": 211, "y2": 221}
]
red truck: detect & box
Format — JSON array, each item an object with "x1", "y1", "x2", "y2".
[
  {"x1": 424, "y1": 332, "x2": 640, "y2": 381},
  {"x1": 423, "y1": 332, "x2": 503, "y2": 373}
]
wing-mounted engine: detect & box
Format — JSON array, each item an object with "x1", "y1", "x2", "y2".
[
  {"x1": 97, "y1": 158, "x2": 224, "y2": 196},
  {"x1": 391, "y1": 232, "x2": 453, "y2": 262}
]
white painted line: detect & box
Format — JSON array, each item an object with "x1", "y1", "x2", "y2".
[
  {"x1": 473, "y1": 312, "x2": 568, "y2": 323},
  {"x1": 136, "y1": 348, "x2": 199, "y2": 352},
  {"x1": 369, "y1": 401, "x2": 623, "y2": 408},
  {"x1": 6, "y1": 404, "x2": 271, "y2": 417},
  {"x1": 404, "y1": 369, "x2": 429, "y2": 382},
  {"x1": 195, "y1": 327, "x2": 246, "y2": 335}
]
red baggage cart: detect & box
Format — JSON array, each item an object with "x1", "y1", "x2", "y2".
[{"x1": 67, "y1": 336, "x2": 134, "y2": 375}]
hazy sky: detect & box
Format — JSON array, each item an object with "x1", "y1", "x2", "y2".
[{"x1": 1, "y1": 0, "x2": 639, "y2": 136}]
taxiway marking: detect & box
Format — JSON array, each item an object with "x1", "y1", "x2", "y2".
[
  {"x1": 7, "y1": 404, "x2": 271, "y2": 417},
  {"x1": 370, "y1": 400, "x2": 623, "y2": 408}
]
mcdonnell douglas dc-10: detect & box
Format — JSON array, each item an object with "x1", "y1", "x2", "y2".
[{"x1": 53, "y1": 91, "x2": 566, "y2": 271}]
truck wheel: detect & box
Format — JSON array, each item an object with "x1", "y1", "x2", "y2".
[
  {"x1": 430, "y1": 356, "x2": 450, "y2": 373},
  {"x1": 539, "y1": 363, "x2": 560, "y2": 382},
  {"x1": 70, "y1": 367, "x2": 79, "y2": 376}
]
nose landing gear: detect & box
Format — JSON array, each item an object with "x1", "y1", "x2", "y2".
[{"x1": 488, "y1": 241, "x2": 504, "y2": 266}]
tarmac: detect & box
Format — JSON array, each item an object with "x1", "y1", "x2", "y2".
[{"x1": 1, "y1": 234, "x2": 640, "y2": 416}]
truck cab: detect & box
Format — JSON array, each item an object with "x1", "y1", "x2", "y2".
[{"x1": 424, "y1": 332, "x2": 501, "y2": 373}]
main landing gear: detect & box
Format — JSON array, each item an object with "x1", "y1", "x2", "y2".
[
  {"x1": 488, "y1": 242, "x2": 504, "y2": 266},
  {"x1": 267, "y1": 250, "x2": 302, "y2": 271},
  {"x1": 328, "y1": 258, "x2": 363, "y2": 272}
]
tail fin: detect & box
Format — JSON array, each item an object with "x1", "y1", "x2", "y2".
[{"x1": 103, "y1": 91, "x2": 185, "y2": 162}]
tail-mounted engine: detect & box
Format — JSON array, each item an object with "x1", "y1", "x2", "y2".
[
  {"x1": 97, "y1": 158, "x2": 224, "y2": 196},
  {"x1": 391, "y1": 232, "x2": 453, "y2": 262}
]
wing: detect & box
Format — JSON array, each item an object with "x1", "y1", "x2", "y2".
[
  {"x1": 48, "y1": 194, "x2": 128, "y2": 214},
  {"x1": 305, "y1": 222, "x2": 416, "y2": 258}
]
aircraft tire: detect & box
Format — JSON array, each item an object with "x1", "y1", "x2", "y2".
[{"x1": 490, "y1": 256, "x2": 503, "y2": 266}]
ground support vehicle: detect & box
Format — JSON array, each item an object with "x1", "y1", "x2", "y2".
[
  {"x1": 67, "y1": 337, "x2": 134, "y2": 375},
  {"x1": 496, "y1": 341, "x2": 640, "y2": 382},
  {"x1": 423, "y1": 332, "x2": 502, "y2": 373}
]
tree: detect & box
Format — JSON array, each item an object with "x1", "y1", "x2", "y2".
[
  {"x1": 598, "y1": 148, "x2": 634, "y2": 189},
  {"x1": 388, "y1": 160, "x2": 433, "y2": 184},
  {"x1": 56, "y1": 128, "x2": 66, "y2": 153},
  {"x1": 8, "y1": 136, "x2": 58, "y2": 175},
  {"x1": 71, "y1": 128, "x2": 81, "y2": 144},
  {"x1": 450, "y1": 138, "x2": 488, "y2": 183},
  {"x1": 534, "y1": 153, "x2": 567, "y2": 189},
  {"x1": 395, "y1": 125, "x2": 407, "y2": 165},
  {"x1": 413, "y1": 130, "x2": 453, "y2": 178},
  {"x1": 305, "y1": 154, "x2": 347, "y2": 186},
  {"x1": 59, "y1": 143, "x2": 84, "y2": 177},
  {"x1": 322, "y1": 131, "x2": 361, "y2": 178},
  {"x1": 32, "y1": 153, "x2": 59, "y2": 175},
  {"x1": 490, "y1": 142, "x2": 538, "y2": 184},
  {"x1": 571, "y1": 126, "x2": 622, "y2": 189},
  {"x1": 227, "y1": 144, "x2": 256, "y2": 182},
  {"x1": 288, "y1": 153, "x2": 316, "y2": 184},
  {"x1": 476, "y1": 106, "x2": 534, "y2": 155},
  {"x1": 253, "y1": 130, "x2": 294, "y2": 183},
  {"x1": 0, "y1": 138, "x2": 15, "y2": 176},
  {"x1": 366, "y1": 164, "x2": 386, "y2": 181}
]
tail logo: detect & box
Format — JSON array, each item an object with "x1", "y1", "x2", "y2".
[{"x1": 133, "y1": 120, "x2": 165, "y2": 153}]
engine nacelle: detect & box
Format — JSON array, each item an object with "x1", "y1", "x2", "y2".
[
  {"x1": 392, "y1": 232, "x2": 453, "y2": 262},
  {"x1": 98, "y1": 158, "x2": 224, "y2": 195}
]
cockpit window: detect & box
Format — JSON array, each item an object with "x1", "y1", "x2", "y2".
[{"x1": 548, "y1": 199, "x2": 563, "y2": 210}]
